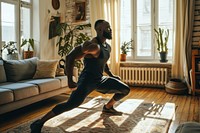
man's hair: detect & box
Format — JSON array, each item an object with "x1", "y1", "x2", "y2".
[{"x1": 94, "y1": 19, "x2": 105, "y2": 30}]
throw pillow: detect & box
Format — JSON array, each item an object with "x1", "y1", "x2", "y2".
[
  {"x1": 3, "y1": 57, "x2": 38, "y2": 82},
  {"x1": 33, "y1": 60, "x2": 58, "y2": 79}
]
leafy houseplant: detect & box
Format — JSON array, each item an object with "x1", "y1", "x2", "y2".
[
  {"x1": 154, "y1": 28, "x2": 169, "y2": 62},
  {"x1": 1, "y1": 41, "x2": 19, "y2": 60},
  {"x1": 56, "y1": 22, "x2": 91, "y2": 72},
  {"x1": 120, "y1": 39, "x2": 134, "y2": 61},
  {"x1": 1, "y1": 41, "x2": 18, "y2": 54},
  {"x1": 20, "y1": 38, "x2": 34, "y2": 59}
]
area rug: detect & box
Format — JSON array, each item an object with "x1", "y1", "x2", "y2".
[{"x1": 3, "y1": 96, "x2": 176, "y2": 133}]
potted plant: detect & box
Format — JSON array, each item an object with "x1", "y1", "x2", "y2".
[
  {"x1": 120, "y1": 39, "x2": 134, "y2": 61},
  {"x1": 20, "y1": 38, "x2": 34, "y2": 59},
  {"x1": 154, "y1": 28, "x2": 169, "y2": 62},
  {"x1": 1, "y1": 41, "x2": 19, "y2": 60},
  {"x1": 56, "y1": 22, "x2": 91, "y2": 73}
]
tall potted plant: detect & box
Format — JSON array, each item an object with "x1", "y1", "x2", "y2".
[
  {"x1": 20, "y1": 38, "x2": 34, "y2": 59},
  {"x1": 56, "y1": 22, "x2": 91, "y2": 72},
  {"x1": 120, "y1": 39, "x2": 134, "y2": 61},
  {"x1": 154, "y1": 28, "x2": 169, "y2": 62}
]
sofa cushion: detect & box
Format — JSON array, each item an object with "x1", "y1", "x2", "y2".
[
  {"x1": 0, "y1": 60, "x2": 7, "y2": 83},
  {"x1": 0, "y1": 88, "x2": 14, "y2": 105},
  {"x1": 4, "y1": 57, "x2": 38, "y2": 82},
  {"x1": 33, "y1": 60, "x2": 58, "y2": 79},
  {"x1": 55, "y1": 76, "x2": 68, "y2": 87},
  {"x1": 21, "y1": 78, "x2": 61, "y2": 93},
  {"x1": 0, "y1": 83, "x2": 39, "y2": 101}
]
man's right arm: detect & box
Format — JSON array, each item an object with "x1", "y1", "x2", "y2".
[
  {"x1": 65, "y1": 45, "x2": 84, "y2": 89},
  {"x1": 65, "y1": 39, "x2": 100, "y2": 89},
  {"x1": 82, "y1": 38, "x2": 100, "y2": 55}
]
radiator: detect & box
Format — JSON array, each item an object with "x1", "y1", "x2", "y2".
[{"x1": 120, "y1": 67, "x2": 168, "y2": 86}]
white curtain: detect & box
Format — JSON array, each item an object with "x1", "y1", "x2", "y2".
[
  {"x1": 89, "y1": 0, "x2": 121, "y2": 75},
  {"x1": 172, "y1": 0, "x2": 194, "y2": 84}
]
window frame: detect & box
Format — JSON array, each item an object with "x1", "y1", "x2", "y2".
[
  {"x1": 0, "y1": 0, "x2": 20, "y2": 50},
  {"x1": 0, "y1": 0, "x2": 32, "y2": 54},
  {"x1": 125, "y1": 0, "x2": 175, "y2": 62}
]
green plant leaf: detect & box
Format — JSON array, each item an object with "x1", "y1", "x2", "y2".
[
  {"x1": 120, "y1": 39, "x2": 134, "y2": 54},
  {"x1": 56, "y1": 22, "x2": 91, "y2": 72},
  {"x1": 21, "y1": 39, "x2": 28, "y2": 47},
  {"x1": 154, "y1": 28, "x2": 169, "y2": 52}
]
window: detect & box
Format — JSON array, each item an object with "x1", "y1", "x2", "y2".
[
  {"x1": 120, "y1": 0, "x2": 175, "y2": 61},
  {"x1": 1, "y1": 2, "x2": 17, "y2": 44},
  {"x1": 0, "y1": 0, "x2": 32, "y2": 52},
  {"x1": 120, "y1": 0, "x2": 132, "y2": 56},
  {"x1": 21, "y1": 1, "x2": 31, "y2": 40}
]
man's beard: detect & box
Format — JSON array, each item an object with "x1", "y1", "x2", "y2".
[{"x1": 103, "y1": 31, "x2": 112, "y2": 39}]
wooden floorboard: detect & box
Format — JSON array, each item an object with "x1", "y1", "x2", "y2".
[{"x1": 0, "y1": 87, "x2": 199, "y2": 133}]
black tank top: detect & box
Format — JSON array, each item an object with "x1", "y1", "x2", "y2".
[{"x1": 80, "y1": 38, "x2": 111, "y2": 79}]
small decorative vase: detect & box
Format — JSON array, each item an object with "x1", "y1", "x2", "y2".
[
  {"x1": 120, "y1": 54, "x2": 127, "y2": 61},
  {"x1": 7, "y1": 53, "x2": 19, "y2": 60},
  {"x1": 23, "y1": 51, "x2": 33, "y2": 59}
]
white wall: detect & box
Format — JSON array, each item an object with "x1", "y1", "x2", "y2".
[
  {"x1": 32, "y1": 0, "x2": 91, "y2": 60},
  {"x1": 33, "y1": 0, "x2": 66, "y2": 60}
]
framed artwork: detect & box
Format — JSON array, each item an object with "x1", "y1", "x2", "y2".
[
  {"x1": 75, "y1": 2, "x2": 86, "y2": 22},
  {"x1": 49, "y1": 16, "x2": 60, "y2": 39},
  {"x1": 52, "y1": 0, "x2": 60, "y2": 10}
]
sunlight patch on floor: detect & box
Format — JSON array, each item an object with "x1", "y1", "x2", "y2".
[
  {"x1": 116, "y1": 99, "x2": 144, "y2": 114},
  {"x1": 44, "y1": 98, "x2": 176, "y2": 133},
  {"x1": 131, "y1": 102, "x2": 176, "y2": 133},
  {"x1": 65, "y1": 111, "x2": 102, "y2": 132},
  {"x1": 79, "y1": 96, "x2": 104, "y2": 109},
  {"x1": 45, "y1": 108, "x2": 87, "y2": 127},
  {"x1": 45, "y1": 96, "x2": 105, "y2": 128}
]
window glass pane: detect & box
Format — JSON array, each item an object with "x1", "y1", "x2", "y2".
[
  {"x1": 120, "y1": 0, "x2": 132, "y2": 56},
  {"x1": 21, "y1": 7, "x2": 30, "y2": 40},
  {"x1": 158, "y1": 0, "x2": 173, "y2": 58},
  {"x1": 21, "y1": 0, "x2": 31, "y2": 3},
  {"x1": 1, "y1": 2, "x2": 16, "y2": 43},
  {"x1": 137, "y1": 0, "x2": 152, "y2": 57}
]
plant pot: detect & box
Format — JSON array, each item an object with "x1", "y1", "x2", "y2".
[
  {"x1": 165, "y1": 78, "x2": 188, "y2": 95},
  {"x1": 6, "y1": 53, "x2": 19, "y2": 60},
  {"x1": 23, "y1": 51, "x2": 34, "y2": 59},
  {"x1": 120, "y1": 54, "x2": 127, "y2": 61},
  {"x1": 159, "y1": 52, "x2": 168, "y2": 62}
]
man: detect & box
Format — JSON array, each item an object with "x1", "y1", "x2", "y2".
[{"x1": 30, "y1": 19, "x2": 130, "y2": 133}]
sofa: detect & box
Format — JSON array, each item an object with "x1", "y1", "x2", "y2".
[{"x1": 0, "y1": 57, "x2": 77, "y2": 115}]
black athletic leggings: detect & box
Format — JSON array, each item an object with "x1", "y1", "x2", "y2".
[{"x1": 52, "y1": 76, "x2": 130, "y2": 115}]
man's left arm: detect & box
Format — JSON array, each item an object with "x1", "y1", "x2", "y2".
[{"x1": 104, "y1": 64, "x2": 121, "y2": 80}]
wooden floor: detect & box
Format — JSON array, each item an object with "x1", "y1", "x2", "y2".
[{"x1": 0, "y1": 87, "x2": 199, "y2": 133}]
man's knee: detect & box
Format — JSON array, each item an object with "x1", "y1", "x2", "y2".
[{"x1": 123, "y1": 85, "x2": 130, "y2": 96}]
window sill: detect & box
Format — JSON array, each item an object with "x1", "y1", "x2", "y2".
[{"x1": 120, "y1": 60, "x2": 172, "y2": 68}]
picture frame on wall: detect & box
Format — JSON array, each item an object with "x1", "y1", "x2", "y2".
[
  {"x1": 74, "y1": 2, "x2": 86, "y2": 22},
  {"x1": 49, "y1": 16, "x2": 60, "y2": 39}
]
